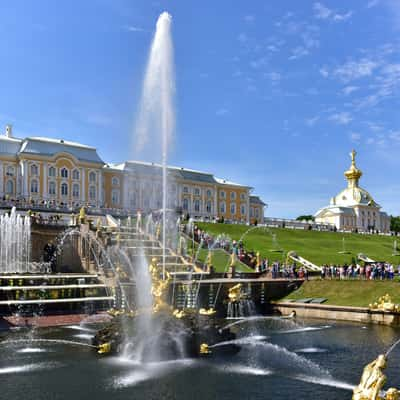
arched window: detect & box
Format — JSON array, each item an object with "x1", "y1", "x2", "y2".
[
  {"x1": 112, "y1": 189, "x2": 120, "y2": 205},
  {"x1": 89, "y1": 185, "x2": 96, "y2": 200},
  {"x1": 241, "y1": 204, "x2": 246, "y2": 215},
  {"x1": 230, "y1": 192, "x2": 236, "y2": 201},
  {"x1": 206, "y1": 201, "x2": 212, "y2": 213},
  {"x1": 6, "y1": 180, "x2": 13, "y2": 194},
  {"x1": 60, "y1": 168, "x2": 68, "y2": 178},
  {"x1": 30, "y1": 179, "x2": 38, "y2": 193},
  {"x1": 72, "y1": 169, "x2": 80, "y2": 180},
  {"x1": 6, "y1": 166, "x2": 14, "y2": 177},
  {"x1": 220, "y1": 201, "x2": 226, "y2": 214},
  {"x1": 220, "y1": 190, "x2": 226, "y2": 199},
  {"x1": 183, "y1": 186, "x2": 189, "y2": 194},
  {"x1": 48, "y1": 166, "x2": 56, "y2": 177},
  {"x1": 61, "y1": 182, "x2": 68, "y2": 196},
  {"x1": 112, "y1": 176, "x2": 119, "y2": 186},
  {"x1": 206, "y1": 189, "x2": 212, "y2": 198},
  {"x1": 194, "y1": 188, "x2": 200, "y2": 196},
  {"x1": 183, "y1": 198, "x2": 189, "y2": 211},
  {"x1": 30, "y1": 164, "x2": 38, "y2": 176},
  {"x1": 72, "y1": 183, "x2": 80, "y2": 198},
  {"x1": 194, "y1": 199, "x2": 201, "y2": 212},
  {"x1": 48, "y1": 181, "x2": 56, "y2": 195},
  {"x1": 230, "y1": 203, "x2": 236, "y2": 215},
  {"x1": 89, "y1": 171, "x2": 96, "y2": 183}
]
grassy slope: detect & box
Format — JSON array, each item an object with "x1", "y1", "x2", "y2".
[
  {"x1": 187, "y1": 243, "x2": 254, "y2": 273},
  {"x1": 282, "y1": 280, "x2": 400, "y2": 307},
  {"x1": 197, "y1": 223, "x2": 399, "y2": 266}
]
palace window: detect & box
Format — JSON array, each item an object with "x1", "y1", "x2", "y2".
[
  {"x1": 230, "y1": 192, "x2": 236, "y2": 201},
  {"x1": 60, "y1": 168, "x2": 68, "y2": 178},
  {"x1": 48, "y1": 166, "x2": 56, "y2": 177},
  {"x1": 48, "y1": 181, "x2": 56, "y2": 196},
  {"x1": 206, "y1": 201, "x2": 212, "y2": 213},
  {"x1": 6, "y1": 180, "x2": 13, "y2": 194},
  {"x1": 72, "y1": 169, "x2": 80, "y2": 180},
  {"x1": 61, "y1": 182, "x2": 68, "y2": 196},
  {"x1": 206, "y1": 189, "x2": 212, "y2": 198},
  {"x1": 89, "y1": 185, "x2": 96, "y2": 201},
  {"x1": 240, "y1": 193, "x2": 246, "y2": 201},
  {"x1": 241, "y1": 204, "x2": 246, "y2": 215},
  {"x1": 30, "y1": 164, "x2": 38, "y2": 176},
  {"x1": 194, "y1": 199, "x2": 201, "y2": 212},
  {"x1": 220, "y1": 201, "x2": 226, "y2": 214},
  {"x1": 194, "y1": 188, "x2": 200, "y2": 196},
  {"x1": 112, "y1": 189, "x2": 120, "y2": 205},
  {"x1": 230, "y1": 203, "x2": 236, "y2": 215},
  {"x1": 250, "y1": 208, "x2": 254, "y2": 218},
  {"x1": 112, "y1": 176, "x2": 119, "y2": 186},
  {"x1": 6, "y1": 166, "x2": 14, "y2": 177},
  {"x1": 183, "y1": 186, "x2": 189, "y2": 194},
  {"x1": 72, "y1": 184, "x2": 80, "y2": 198},
  {"x1": 255, "y1": 208, "x2": 259, "y2": 218},
  {"x1": 89, "y1": 171, "x2": 96, "y2": 183},
  {"x1": 183, "y1": 198, "x2": 189, "y2": 211},
  {"x1": 30, "y1": 179, "x2": 38, "y2": 193}
]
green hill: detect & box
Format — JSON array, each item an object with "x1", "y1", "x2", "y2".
[{"x1": 196, "y1": 222, "x2": 400, "y2": 266}]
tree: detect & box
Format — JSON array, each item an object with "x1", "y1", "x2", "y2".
[
  {"x1": 390, "y1": 216, "x2": 400, "y2": 233},
  {"x1": 296, "y1": 215, "x2": 315, "y2": 221}
]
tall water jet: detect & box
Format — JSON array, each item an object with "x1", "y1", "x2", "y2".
[
  {"x1": 135, "y1": 11, "x2": 175, "y2": 280},
  {"x1": 0, "y1": 207, "x2": 31, "y2": 273}
]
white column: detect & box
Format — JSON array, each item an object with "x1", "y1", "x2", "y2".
[
  {"x1": 247, "y1": 192, "x2": 251, "y2": 224},
  {"x1": 81, "y1": 168, "x2": 85, "y2": 203},
  {"x1": 0, "y1": 162, "x2": 3, "y2": 195},
  {"x1": 23, "y1": 161, "x2": 29, "y2": 197},
  {"x1": 122, "y1": 174, "x2": 129, "y2": 209},
  {"x1": 43, "y1": 162, "x2": 47, "y2": 199},
  {"x1": 98, "y1": 170, "x2": 103, "y2": 206},
  {"x1": 214, "y1": 185, "x2": 218, "y2": 218}
]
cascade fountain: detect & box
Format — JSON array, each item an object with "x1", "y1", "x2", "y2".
[{"x1": 0, "y1": 207, "x2": 31, "y2": 273}]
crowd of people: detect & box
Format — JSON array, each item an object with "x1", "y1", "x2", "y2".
[{"x1": 320, "y1": 263, "x2": 399, "y2": 280}]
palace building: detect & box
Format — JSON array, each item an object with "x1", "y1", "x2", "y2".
[
  {"x1": 0, "y1": 125, "x2": 265, "y2": 223},
  {"x1": 314, "y1": 150, "x2": 390, "y2": 232}
]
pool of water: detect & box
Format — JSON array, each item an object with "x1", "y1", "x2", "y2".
[{"x1": 1, "y1": 318, "x2": 400, "y2": 399}]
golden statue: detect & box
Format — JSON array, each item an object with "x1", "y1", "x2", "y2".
[
  {"x1": 256, "y1": 251, "x2": 261, "y2": 270},
  {"x1": 199, "y1": 343, "x2": 211, "y2": 355},
  {"x1": 353, "y1": 354, "x2": 387, "y2": 400},
  {"x1": 97, "y1": 342, "x2": 111, "y2": 354},
  {"x1": 369, "y1": 294, "x2": 400, "y2": 313},
  {"x1": 199, "y1": 308, "x2": 216, "y2": 316},
  {"x1": 172, "y1": 309, "x2": 185, "y2": 319},
  {"x1": 206, "y1": 251, "x2": 213, "y2": 270},
  {"x1": 228, "y1": 283, "x2": 243, "y2": 303},
  {"x1": 386, "y1": 389, "x2": 399, "y2": 400},
  {"x1": 79, "y1": 207, "x2": 86, "y2": 224},
  {"x1": 230, "y1": 251, "x2": 236, "y2": 267},
  {"x1": 96, "y1": 218, "x2": 102, "y2": 231},
  {"x1": 149, "y1": 257, "x2": 171, "y2": 313}
]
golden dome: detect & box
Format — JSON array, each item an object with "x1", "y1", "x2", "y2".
[{"x1": 344, "y1": 149, "x2": 362, "y2": 182}]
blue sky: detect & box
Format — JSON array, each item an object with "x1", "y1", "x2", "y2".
[{"x1": 0, "y1": 0, "x2": 399, "y2": 218}]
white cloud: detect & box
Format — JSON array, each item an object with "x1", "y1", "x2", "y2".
[
  {"x1": 244, "y1": 15, "x2": 255, "y2": 23},
  {"x1": 313, "y1": 2, "x2": 353, "y2": 22},
  {"x1": 216, "y1": 108, "x2": 229, "y2": 116},
  {"x1": 349, "y1": 132, "x2": 361, "y2": 143},
  {"x1": 264, "y1": 72, "x2": 281, "y2": 84},
  {"x1": 249, "y1": 57, "x2": 268, "y2": 69},
  {"x1": 319, "y1": 67, "x2": 329, "y2": 77},
  {"x1": 342, "y1": 86, "x2": 359, "y2": 95},
  {"x1": 329, "y1": 112, "x2": 352, "y2": 125},
  {"x1": 333, "y1": 58, "x2": 379, "y2": 82},
  {"x1": 125, "y1": 25, "x2": 146, "y2": 32},
  {"x1": 305, "y1": 116, "x2": 319, "y2": 126},
  {"x1": 289, "y1": 46, "x2": 309, "y2": 60}
]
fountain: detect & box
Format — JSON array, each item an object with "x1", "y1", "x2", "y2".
[{"x1": 0, "y1": 207, "x2": 31, "y2": 273}]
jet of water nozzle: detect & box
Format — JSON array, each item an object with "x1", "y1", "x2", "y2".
[{"x1": 134, "y1": 11, "x2": 175, "y2": 280}]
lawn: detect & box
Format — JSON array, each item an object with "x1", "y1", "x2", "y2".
[
  {"x1": 187, "y1": 242, "x2": 254, "y2": 273},
  {"x1": 281, "y1": 279, "x2": 400, "y2": 307},
  {"x1": 196, "y1": 222, "x2": 400, "y2": 266}
]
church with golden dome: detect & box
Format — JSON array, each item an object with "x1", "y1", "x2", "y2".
[{"x1": 314, "y1": 150, "x2": 390, "y2": 233}]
